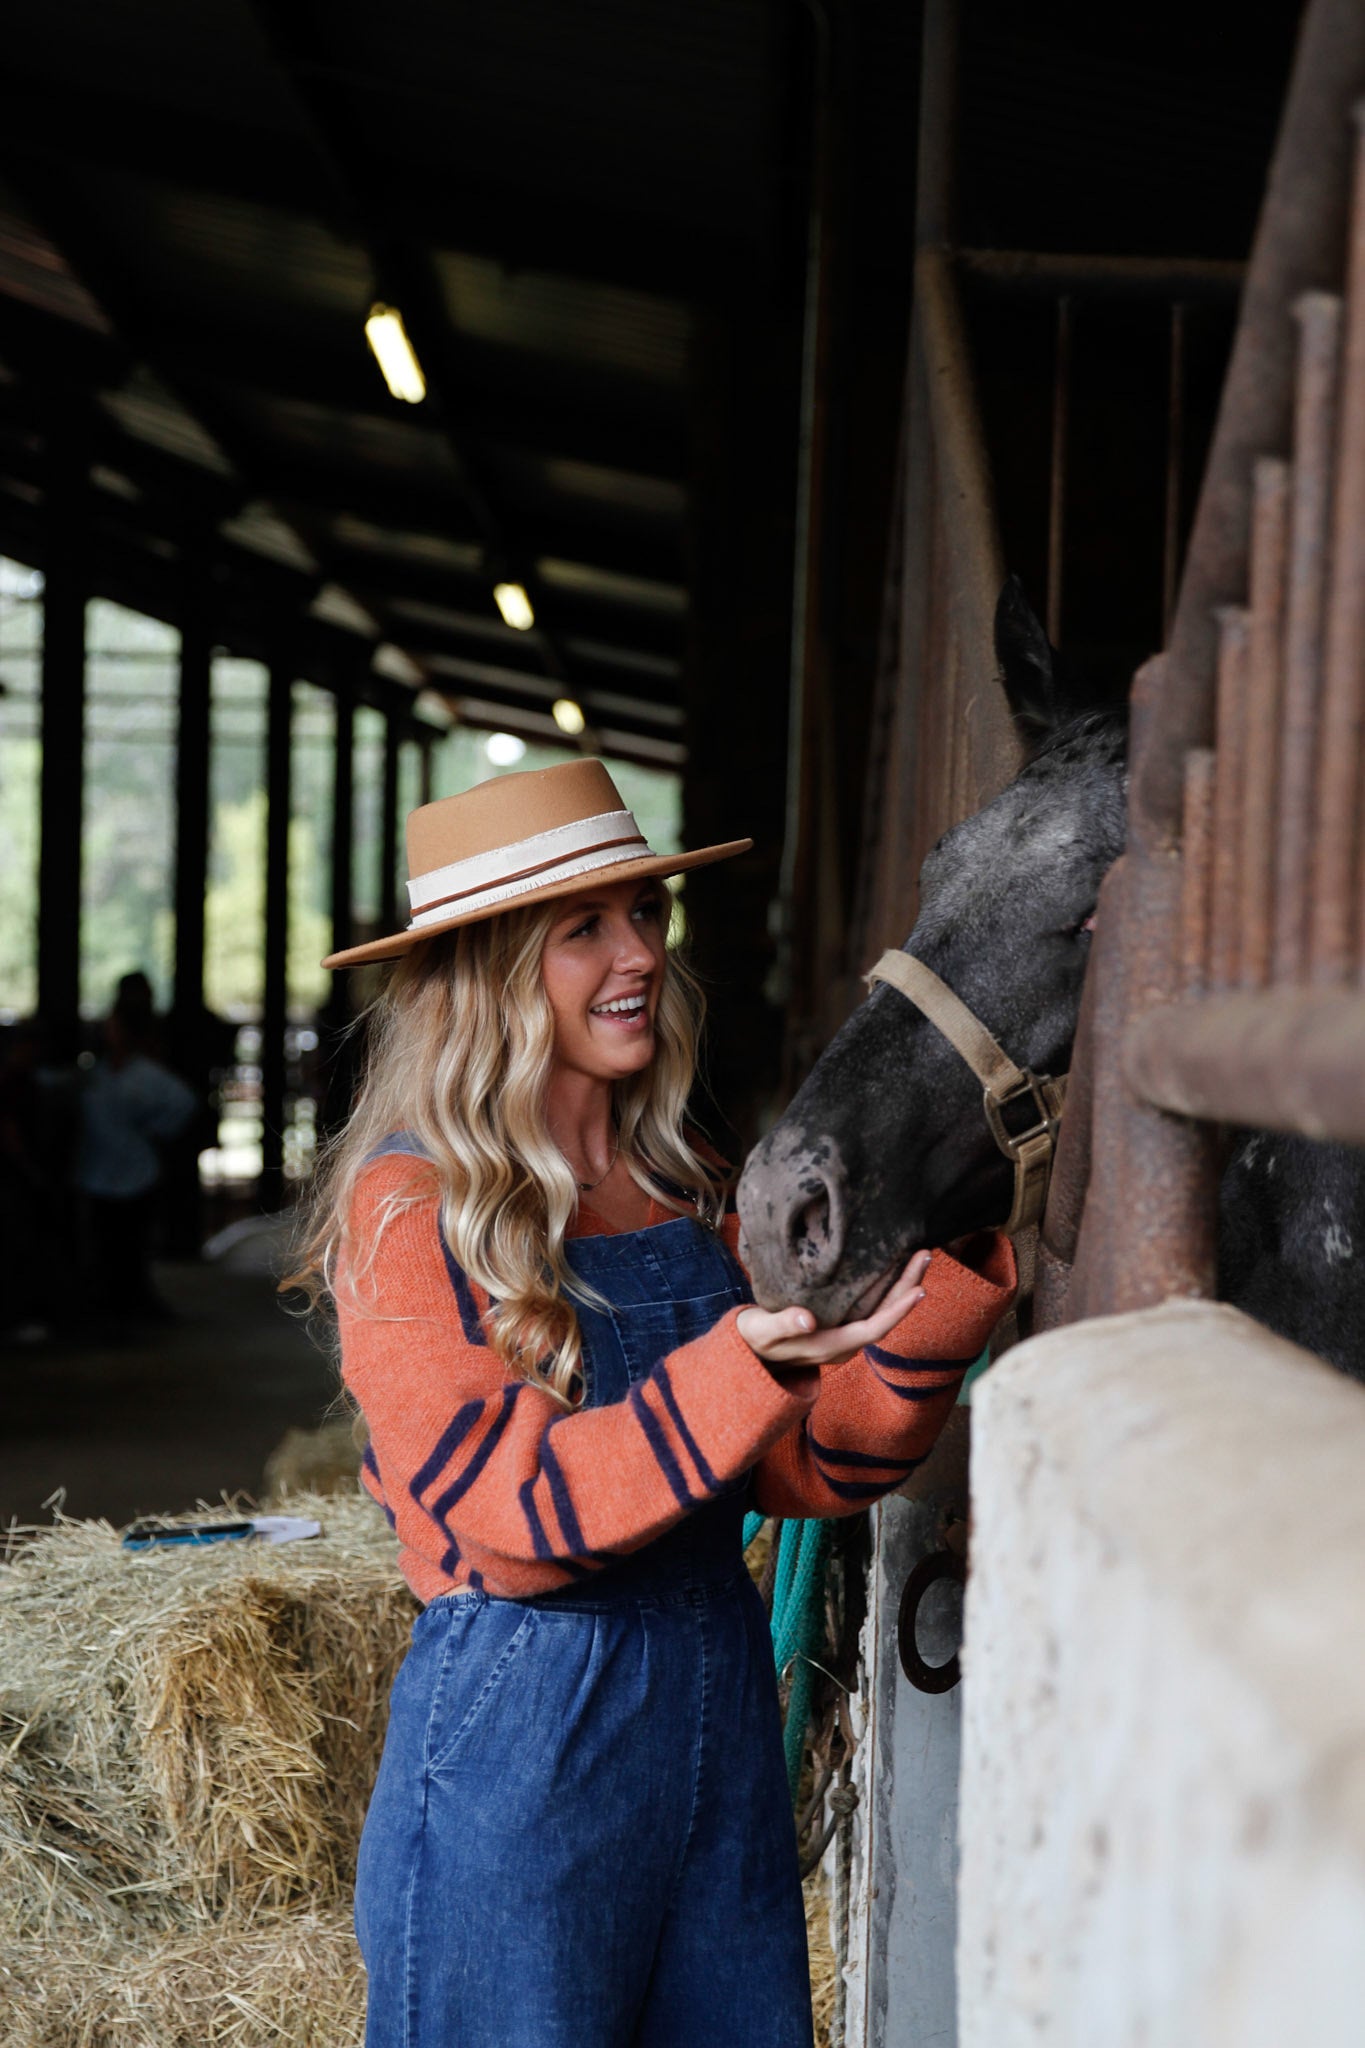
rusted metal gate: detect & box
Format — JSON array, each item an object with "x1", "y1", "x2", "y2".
[
  {"x1": 838, "y1": 3, "x2": 1365, "y2": 2041},
  {"x1": 850, "y1": 5, "x2": 1245, "y2": 987},
  {"x1": 1037, "y1": 0, "x2": 1365, "y2": 1329}
]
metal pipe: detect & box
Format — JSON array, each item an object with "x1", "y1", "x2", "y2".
[
  {"x1": 1037, "y1": 911, "x2": 1100, "y2": 1284},
  {"x1": 1137, "y1": 0, "x2": 1365, "y2": 845},
  {"x1": 956, "y1": 248, "x2": 1245, "y2": 301},
  {"x1": 1072, "y1": 658, "x2": 1221, "y2": 1317},
  {"x1": 1208, "y1": 607, "x2": 1250, "y2": 991},
  {"x1": 1162, "y1": 303, "x2": 1187, "y2": 641},
  {"x1": 1239, "y1": 459, "x2": 1291, "y2": 990},
  {"x1": 1110, "y1": 655, "x2": 1221, "y2": 1312},
  {"x1": 1180, "y1": 748, "x2": 1217, "y2": 995},
  {"x1": 1310, "y1": 106, "x2": 1365, "y2": 984},
  {"x1": 772, "y1": 0, "x2": 834, "y2": 1026},
  {"x1": 913, "y1": 248, "x2": 1019, "y2": 798},
  {"x1": 1066, "y1": 857, "x2": 1130, "y2": 1322},
  {"x1": 1109, "y1": 847, "x2": 1221, "y2": 1314},
  {"x1": 1126, "y1": 988, "x2": 1365, "y2": 1142},
  {"x1": 914, "y1": 0, "x2": 959, "y2": 249},
  {"x1": 1046, "y1": 296, "x2": 1072, "y2": 646},
  {"x1": 1274, "y1": 291, "x2": 1341, "y2": 984}
]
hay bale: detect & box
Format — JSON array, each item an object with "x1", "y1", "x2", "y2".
[
  {"x1": 1, "y1": 1497, "x2": 842, "y2": 2044},
  {"x1": 2, "y1": 1909, "x2": 366, "y2": 2048},
  {"x1": 804, "y1": 1865, "x2": 838, "y2": 2048},
  {"x1": 262, "y1": 1416, "x2": 364, "y2": 1503},
  {"x1": 0, "y1": 1494, "x2": 414, "y2": 2042}
]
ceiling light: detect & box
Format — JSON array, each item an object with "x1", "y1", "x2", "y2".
[
  {"x1": 365, "y1": 303, "x2": 426, "y2": 404},
  {"x1": 493, "y1": 582, "x2": 535, "y2": 631},
  {"x1": 552, "y1": 698, "x2": 586, "y2": 736}
]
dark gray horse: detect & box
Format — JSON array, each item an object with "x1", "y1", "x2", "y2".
[{"x1": 738, "y1": 579, "x2": 1365, "y2": 1380}]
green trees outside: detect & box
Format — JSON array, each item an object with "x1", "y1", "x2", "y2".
[{"x1": 0, "y1": 556, "x2": 682, "y2": 1028}]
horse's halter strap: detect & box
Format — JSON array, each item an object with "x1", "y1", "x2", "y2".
[{"x1": 865, "y1": 950, "x2": 1068, "y2": 1237}]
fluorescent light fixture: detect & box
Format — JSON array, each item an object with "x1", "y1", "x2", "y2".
[
  {"x1": 365, "y1": 303, "x2": 426, "y2": 404},
  {"x1": 493, "y1": 581, "x2": 535, "y2": 631},
  {"x1": 552, "y1": 697, "x2": 586, "y2": 736},
  {"x1": 486, "y1": 732, "x2": 527, "y2": 766}
]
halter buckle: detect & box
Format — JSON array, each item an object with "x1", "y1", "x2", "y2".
[{"x1": 982, "y1": 1071, "x2": 1065, "y2": 1163}]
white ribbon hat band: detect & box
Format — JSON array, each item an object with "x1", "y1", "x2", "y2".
[{"x1": 406, "y1": 808, "x2": 651, "y2": 930}]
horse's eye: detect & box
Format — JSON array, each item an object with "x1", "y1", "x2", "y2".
[{"x1": 1063, "y1": 911, "x2": 1098, "y2": 941}]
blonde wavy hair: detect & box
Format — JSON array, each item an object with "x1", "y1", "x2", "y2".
[{"x1": 292, "y1": 884, "x2": 724, "y2": 1405}]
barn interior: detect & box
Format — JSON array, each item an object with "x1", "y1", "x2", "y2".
[{"x1": 0, "y1": 0, "x2": 1304, "y2": 1526}]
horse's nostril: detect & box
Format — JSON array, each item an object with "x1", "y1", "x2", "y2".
[{"x1": 790, "y1": 1186, "x2": 832, "y2": 1273}]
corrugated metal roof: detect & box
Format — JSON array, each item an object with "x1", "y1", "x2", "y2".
[
  {"x1": 0, "y1": 189, "x2": 110, "y2": 334},
  {"x1": 101, "y1": 369, "x2": 234, "y2": 476}
]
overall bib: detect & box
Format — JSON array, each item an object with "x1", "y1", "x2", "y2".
[{"x1": 355, "y1": 1214, "x2": 814, "y2": 2048}]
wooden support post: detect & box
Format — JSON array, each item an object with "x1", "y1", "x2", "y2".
[
  {"x1": 260, "y1": 652, "x2": 293, "y2": 1212},
  {"x1": 317, "y1": 688, "x2": 356, "y2": 1134},
  {"x1": 378, "y1": 706, "x2": 400, "y2": 939},
  {"x1": 329, "y1": 692, "x2": 355, "y2": 969},
  {"x1": 171, "y1": 540, "x2": 213, "y2": 1058},
  {"x1": 36, "y1": 405, "x2": 91, "y2": 1058},
  {"x1": 166, "y1": 538, "x2": 214, "y2": 1255}
]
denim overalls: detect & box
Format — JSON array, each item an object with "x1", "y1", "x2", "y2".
[{"x1": 355, "y1": 1212, "x2": 813, "y2": 2048}]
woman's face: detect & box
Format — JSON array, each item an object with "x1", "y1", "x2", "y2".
[{"x1": 539, "y1": 878, "x2": 669, "y2": 1084}]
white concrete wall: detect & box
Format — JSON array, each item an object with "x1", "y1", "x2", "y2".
[{"x1": 958, "y1": 1300, "x2": 1365, "y2": 2048}]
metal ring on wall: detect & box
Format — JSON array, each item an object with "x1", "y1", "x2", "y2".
[{"x1": 897, "y1": 1547, "x2": 967, "y2": 1693}]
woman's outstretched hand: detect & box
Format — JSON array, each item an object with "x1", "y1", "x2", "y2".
[{"x1": 736, "y1": 1249, "x2": 933, "y2": 1374}]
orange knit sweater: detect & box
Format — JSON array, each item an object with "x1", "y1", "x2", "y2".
[{"x1": 340, "y1": 1153, "x2": 1016, "y2": 1604}]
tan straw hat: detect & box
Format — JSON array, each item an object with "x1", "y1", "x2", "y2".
[{"x1": 322, "y1": 758, "x2": 752, "y2": 969}]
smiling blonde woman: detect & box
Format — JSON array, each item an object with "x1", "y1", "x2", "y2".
[{"x1": 299, "y1": 759, "x2": 1016, "y2": 2048}]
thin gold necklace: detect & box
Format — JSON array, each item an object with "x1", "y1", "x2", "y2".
[{"x1": 574, "y1": 1142, "x2": 618, "y2": 1193}]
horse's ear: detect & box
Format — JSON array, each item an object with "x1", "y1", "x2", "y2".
[{"x1": 994, "y1": 575, "x2": 1062, "y2": 742}]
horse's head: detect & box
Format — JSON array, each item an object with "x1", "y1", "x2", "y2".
[{"x1": 737, "y1": 578, "x2": 1128, "y2": 1319}]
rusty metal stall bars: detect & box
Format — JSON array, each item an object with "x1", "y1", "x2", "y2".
[
  {"x1": 849, "y1": 2, "x2": 1246, "y2": 993},
  {"x1": 1039, "y1": 0, "x2": 1365, "y2": 1328}
]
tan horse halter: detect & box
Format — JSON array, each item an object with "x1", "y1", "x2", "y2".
[{"x1": 865, "y1": 951, "x2": 1068, "y2": 1237}]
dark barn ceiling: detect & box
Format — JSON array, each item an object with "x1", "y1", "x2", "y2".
[{"x1": 0, "y1": 0, "x2": 828, "y2": 764}]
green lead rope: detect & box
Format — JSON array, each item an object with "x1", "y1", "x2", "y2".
[
  {"x1": 744, "y1": 1512, "x2": 833, "y2": 1800},
  {"x1": 744, "y1": 1344, "x2": 996, "y2": 1800}
]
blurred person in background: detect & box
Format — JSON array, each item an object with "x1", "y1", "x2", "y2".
[{"x1": 75, "y1": 971, "x2": 197, "y2": 1331}]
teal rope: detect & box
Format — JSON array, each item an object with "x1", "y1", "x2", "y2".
[{"x1": 743, "y1": 1514, "x2": 834, "y2": 1800}]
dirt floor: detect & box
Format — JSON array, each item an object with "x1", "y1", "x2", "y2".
[{"x1": 0, "y1": 1247, "x2": 339, "y2": 1529}]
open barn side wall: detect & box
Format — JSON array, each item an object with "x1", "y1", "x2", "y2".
[{"x1": 959, "y1": 1302, "x2": 1365, "y2": 2046}]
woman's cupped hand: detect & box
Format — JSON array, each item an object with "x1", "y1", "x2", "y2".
[{"x1": 736, "y1": 1249, "x2": 932, "y2": 1374}]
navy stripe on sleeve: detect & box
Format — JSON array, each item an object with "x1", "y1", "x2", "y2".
[
  {"x1": 409, "y1": 1400, "x2": 483, "y2": 1502},
  {"x1": 429, "y1": 1384, "x2": 518, "y2": 1520},
  {"x1": 806, "y1": 1430, "x2": 919, "y2": 1473},
  {"x1": 653, "y1": 1361, "x2": 720, "y2": 1495},
  {"x1": 628, "y1": 1382, "x2": 692, "y2": 1511},
  {"x1": 519, "y1": 1473, "x2": 552, "y2": 1560},
  {"x1": 540, "y1": 1423, "x2": 587, "y2": 1557},
  {"x1": 438, "y1": 1231, "x2": 489, "y2": 1346},
  {"x1": 871, "y1": 1375, "x2": 964, "y2": 1403},
  {"x1": 814, "y1": 1465, "x2": 926, "y2": 1501},
  {"x1": 865, "y1": 1345, "x2": 966, "y2": 1374}
]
